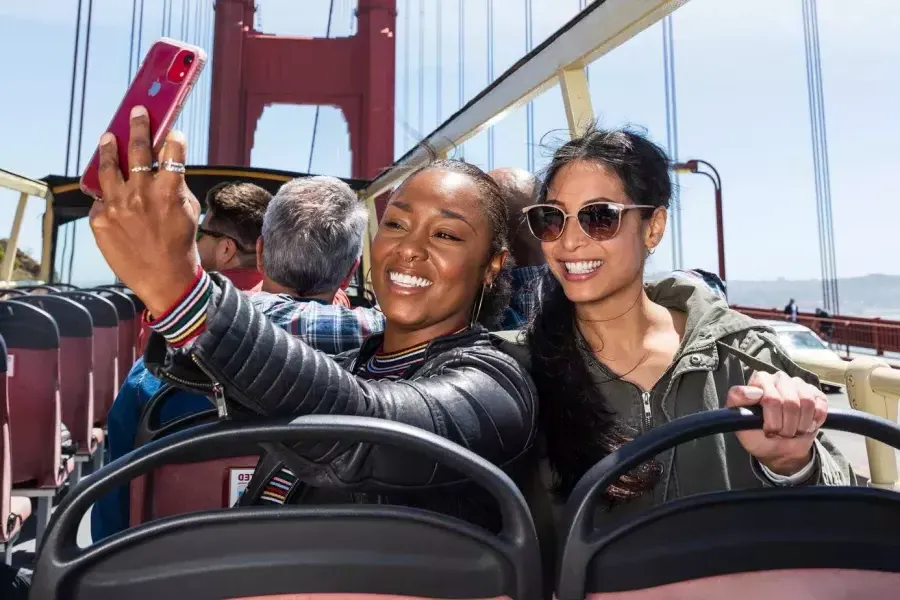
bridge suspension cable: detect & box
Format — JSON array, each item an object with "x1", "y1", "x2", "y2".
[
  {"x1": 525, "y1": 0, "x2": 534, "y2": 172},
  {"x1": 68, "y1": 0, "x2": 94, "y2": 284},
  {"x1": 436, "y1": 0, "x2": 442, "y2": 124},
  {"x1": 60, "y1": 0, "x2": 85, "y2": 283},
  {"x1": 457, "y1": 0, "x2": 465, "y2": 159},
  {"x1": 802, "y1": 0, "x2": 840, "y2": 314},
  {"x1": 662, "y1": 14, "x2": 683, "y2": 271},
  {"x1": 418, "y1": 0, "x2": 425, "y2": 140},
  {"x1": 308, "y1": 0, "x2": 336, "y2": 174},
  {"x1": 486, "y1": 0, "x2": 494, "y2": 170}
]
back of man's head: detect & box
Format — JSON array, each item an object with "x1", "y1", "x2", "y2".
[
  {"x1": 488, "y1": 168, "x2": 543, "y2": 267},
  {"x1": 203, "y1": 182, "x2": 272, "y2": 266},
  {"x1": 262, "y1": 176, "x2": 368, "y2": 296}
]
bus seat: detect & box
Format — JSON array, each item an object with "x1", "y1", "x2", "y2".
[
  {"x1": 555, "y1": 407, "x2": 900, "y2": 600},
  {"x1": 0, "y1": 334, "x2": 32, "y2": 560},
  {"x1": 90, "y1": 288, "x2": 137, "y2": 390},
  {"x1": 14, "y1": 295, "x2": 96, "y2": 456},
  {"x1": 129, "y1": 386, "x2": 259, "y2": 526},
  {"x1": 129, "y1": 455, "x2": 261, "y2": 525},
  {"x1": 57, "y1": 292, "x2": 119, "y2": 429},
  {"x1": 32, "y1": 416, "x2": 543, "y2": 600},
  {"x1": 95, "y1": 285, "x2": 146, "y2": 356},
  {"x1": 0, "y1": 300, "x2": 72, "y2": 490}
]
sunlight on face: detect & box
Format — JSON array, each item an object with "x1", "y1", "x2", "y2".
[
  {"x1": 370, "y1": 168, "x2": 495, "y2": 340},
  {"x1": 542, "y1": 160, "x2": 653, "y2": 305}
]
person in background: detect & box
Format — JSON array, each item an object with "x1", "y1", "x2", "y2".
[
  {"x1": 525, "y1": 124, "x2": 851, "y2": 524},
  {"x1": 489, "y1": 168, "x2": 546, "y2": 329},
  {"x1": 93, "y1": 176, "x2": 384, "y2": 540},
  {"x1": 785, "y1": 298, "x2": 799, "y2": 322}
]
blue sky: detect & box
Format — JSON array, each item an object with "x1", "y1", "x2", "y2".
[{"x1": 0, "y1": 0, "x2": 896, "y2": 288}]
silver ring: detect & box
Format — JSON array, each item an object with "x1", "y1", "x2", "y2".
[
  {"x1": 130, "y1": 165, "x2": 153, "y2": 173},
  {"x1": 161, "y1": 159, "x2": 186, "y2": 174}
]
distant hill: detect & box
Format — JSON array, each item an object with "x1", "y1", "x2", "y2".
[
  {"x1": 724, "y1": 274, "x2": 900, "y2": 319},
  {"x1": 0, "y1": 239, "x2": 43, "y2": 281}
]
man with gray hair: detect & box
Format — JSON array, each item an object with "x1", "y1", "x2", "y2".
[
  {"x1": 250, "y1": 176, "x2": 385, "y2": 355},
  {"x1": 256, "y1": 176, "x2": 367, "y2": 302}
]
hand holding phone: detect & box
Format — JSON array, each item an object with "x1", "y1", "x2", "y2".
[{"x1": 80, "y1": 37, "x2": 206, "y2": 198}]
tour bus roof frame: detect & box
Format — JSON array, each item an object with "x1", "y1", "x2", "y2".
[
  {"x1": 361, "y1": 0, "x2": 689, "y2": 203},
  {"x1": 0, "y1": 167, "x2": 54, "y2": 286}
]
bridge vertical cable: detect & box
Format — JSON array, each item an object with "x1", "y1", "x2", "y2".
[
  {"x1": 308, "y1": 0, "x2": 336, "y2": 173},
  {"x1": 127, "y1": 0, "x2": 138, "y2": 83},
  {"x1": 486, "y1": 0, "x2": 494, "y2": 170},
  {"x1": 60, "y1": 0, "x2": 85, "y2": 283},
  {"x1": 458, "y1": 0, "x2": 465, "y2": 159},
  {"x1": 403, "y1": 0, "x2": 411, "y2": 151},
  {"x1": 802, "y1": 0, "x2": 840, "y2": 313},
  {"x1": 136, "y1": 0, "x2": 146, "y2": 65},
  {"x1": 436, "y1": 0, "x2": 442, "y2": 124},
  {"x1": 662, "y1": 14, "x2": 683, "y2": 271},
  {"x1": 66, "y1": 0, "x2": 94, "y2": 284},
  {"x1": 418, "y1": 0, "x2": 425, "y2": 140},
  {"x1": 810, "y1": 0, "x2": 840, "y2": 314},
  {"x1": 525, "y1": 0, "x2": 534, "y2": 173}
]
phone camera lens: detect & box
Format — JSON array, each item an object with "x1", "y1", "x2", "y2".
[{"x1": 183, "y1": 54, "x2": 194, "y2": 66}]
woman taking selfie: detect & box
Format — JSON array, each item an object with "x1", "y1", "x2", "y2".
[
  {"x1": 88, "y1": 106, "x2": 536, "y2": 529},
  {"x1": 526, "y1": 124, "x2": 852, "y2": 515}
]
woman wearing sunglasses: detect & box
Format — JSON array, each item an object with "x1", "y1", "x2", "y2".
[{"x1": 523, "y1": 124, "x2": 851, "y2": 516}]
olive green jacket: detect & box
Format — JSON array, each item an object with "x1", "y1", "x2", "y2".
[{"x1": 497, "y1": 276, "x2": 854, "y2": 520}]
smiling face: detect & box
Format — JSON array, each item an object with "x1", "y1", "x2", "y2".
[
  {"x1": 541, "y1": 160, "x2": 666, "y2": 305},
  {"x1": 371, "y1": 167, "x2": 504, "y2": 345}
]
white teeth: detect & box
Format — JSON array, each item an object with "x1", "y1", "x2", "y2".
[
  {"x1": 389, "y1": 271, "x2": 433, "y2": 288},
  {"x1": 563, "y1": 260, "x2": 604, "y2": 274}
]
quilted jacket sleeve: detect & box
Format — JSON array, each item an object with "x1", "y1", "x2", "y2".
[{"x1": 156, "y1": 275, "x2": 538, "y2": 488}]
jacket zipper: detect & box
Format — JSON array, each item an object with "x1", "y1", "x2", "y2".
[
  {"x1": 191, "y1": 355, "x2": 229, "y2": 418},
  {"x1": 641, "y1": 391, "x2": 652, "y2": 432}
]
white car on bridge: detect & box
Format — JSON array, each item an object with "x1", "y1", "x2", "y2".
[{"x1": 758, "y1": 319, "x2": 844, "y2": 393}]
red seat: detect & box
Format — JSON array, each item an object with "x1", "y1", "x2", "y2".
[
  {"x1": 14, "y1": 295, "x2": 96, "y2": 456},
  {"x1": 0, "y1": 301, "x2": 69, "y2": 490},
  {"x1": 57, "y1": 292, "x2": 119, "y2": 428},
  {"x1": 0, "y1": 333, "x2": 32, "y2": 559},
  {"x1": 129, "y1": 457, "x2": 259, "y2": 526},
  {"x1": 129, "y1": 387, "x2": 260, "y2": 525},
  {"x1": 90, "y1": 289, "x2": 137, "y2": 390}
]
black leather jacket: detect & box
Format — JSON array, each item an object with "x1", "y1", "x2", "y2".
[{"x1": 144, "y1": 274, "x2": 539, "y2": 528}]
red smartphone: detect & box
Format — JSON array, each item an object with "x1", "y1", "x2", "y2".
[{"x1": 80, "y1": 37, "x2": 207, "y2": 198}]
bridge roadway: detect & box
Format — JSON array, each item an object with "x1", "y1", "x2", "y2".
[{"x1": 9, "y1": 389, "x2": 898, "y2": 566}]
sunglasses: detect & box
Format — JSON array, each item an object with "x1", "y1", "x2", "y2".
[
  {"x1": 196, "y1": 227, "x2": 253, "y2": 253},
  {"x1": 196, "y1": 226, "x2": 225, "y2": 242},
  {"x1": 522, "y1": 201, "x2": 657, "y2": 242}
]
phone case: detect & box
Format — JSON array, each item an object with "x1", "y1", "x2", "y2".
[{"x1": 80, "y1": 37, "x2": 207, "y2": 198}]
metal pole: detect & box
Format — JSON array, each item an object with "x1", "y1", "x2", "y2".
[{"x1": 694, "y1": 159, "x2": 724, "y2": 282}]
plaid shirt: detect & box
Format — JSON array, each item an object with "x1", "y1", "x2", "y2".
[
  {"x1": 500, "y1": 265, "x2": 548, "y2": 330},
  {"x1": 250, "y1": 292, "x2": 386, "y2": 355}
]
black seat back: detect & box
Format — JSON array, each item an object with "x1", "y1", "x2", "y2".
[
  {"x1": 32, "y1": 415, "x2": 543, "y2": 600},
  {"x1": 555, "y1": 407, "x2": 900, "y2": 600}
]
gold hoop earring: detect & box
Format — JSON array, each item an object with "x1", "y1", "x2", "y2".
[{"x1": 470, "y1": 282, "x2": 491, "y2": 327}]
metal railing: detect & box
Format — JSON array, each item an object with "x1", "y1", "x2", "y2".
[
  {"x1": 793, "y1": 354, "x2": 900, "y2": 490},
  {"x1": 733, "y1": 305, "x2": 900, "y2": 357}
]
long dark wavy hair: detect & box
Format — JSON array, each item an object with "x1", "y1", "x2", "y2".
[
  {"x1": 399, "y1": 158, "x2": 514, "y2": 329},
  {"x1": 528, "y1": 123, "x2": 673, "y2": 500}
]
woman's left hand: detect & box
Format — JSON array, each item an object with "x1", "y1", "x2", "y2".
[{"x1": 726, "y1": 371, "x2": 828, "y2": 476}]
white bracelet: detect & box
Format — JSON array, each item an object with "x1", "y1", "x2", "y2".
[{"x1": 759, "y1": 447, "x2": 818, "y2": 485}]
